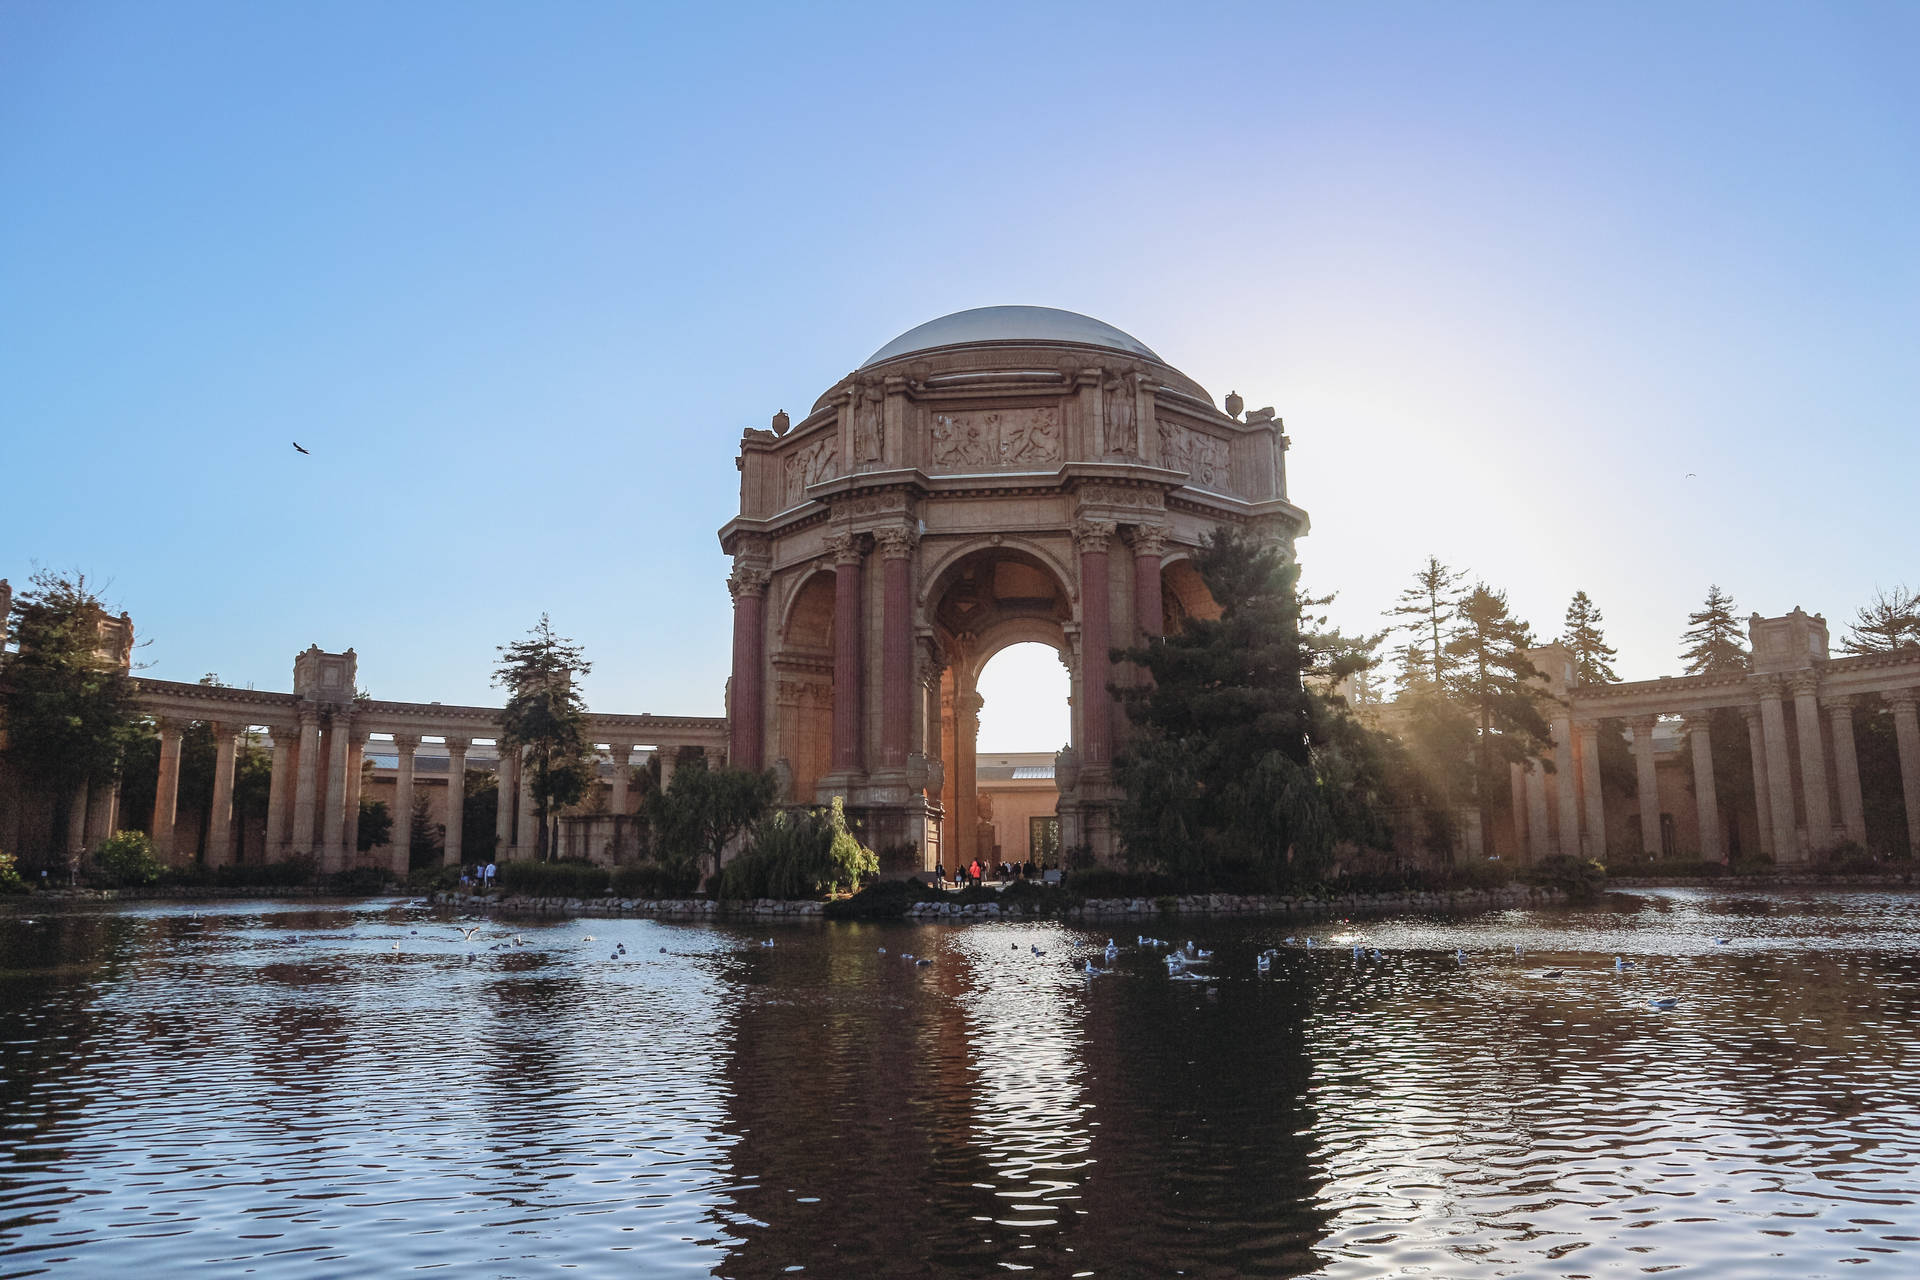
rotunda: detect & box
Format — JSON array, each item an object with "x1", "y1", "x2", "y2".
[{"x1": 718, "y1": 306, "x2": 1308, "y2": 869}]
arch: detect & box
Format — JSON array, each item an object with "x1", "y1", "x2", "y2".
[
  {"x1": 1162, "y1": 554, "x2": 1222, "y2": 632},
  {"x1": 917, "y1": 535, "x2": 1078, "y2": 615},
  {"x1": 960, "y1": 616, "x2": 1069, "y2": 687},
  {"x1": 777, "y1": 564, "x2": 839, "y2": 638}
]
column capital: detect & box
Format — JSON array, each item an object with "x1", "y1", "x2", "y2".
[
  {"x1": 442, "y1": 735, "x2": 472, "y2": 752},
  {"x1": 1788, "y1": 672, "x2": 1822, "y2": 698},
  {"x1": 728, "y1": 564, "x2": 772, "y2": 598},
  {"x1": 1887, "y1": 687, "x2": 1919, "y2": 713},
  {"x1": 1073, "y1": 518, "x2": 1116, "y2": 553},
  {"x1": 297, "y1": 701, "x2": 322, "y2": 726},
  {"x1": 1629, "y1": 714, "x2": 1659, "y2": 735},
  {"x1": 1739, "y1": 703, "x2": 1762, "y2": 725},
  {"x1": 874, "y1": 524, "x2": 918, "y2": 559},
  {"x1": 827, "y1": 531, "x2": 865, "y2": 565},
  {"x1": 348, "y1": 729, "x2": 370, "y2": 747},
  {"x1": 1128, "y1": 522, "x2": 1171, "y2": 557},
  {"x1": 392, "y1": 732, "x2": 421, "y2": 751},
  {"x1": 154, "y1": 716, "x2": 184, "y2": 739},
  {"x1": 957, "y1": 691, "x2": 985, "y2": 721},
  {"x1": 1824, "y1": 695, "x2": 1857, "y2": 718}
]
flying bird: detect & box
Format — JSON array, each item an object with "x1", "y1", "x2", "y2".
[{"x1": 293, "y1": 442, "x2": 310, "y2": 455}]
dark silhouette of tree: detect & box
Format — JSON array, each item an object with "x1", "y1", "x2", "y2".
[
  {"x1": 1560, "y1": 591, "x2": 1620, "y2": 685},
  {"x1": 1842, "y1": 585, "x2": 1920, "y2": 654},
  {"x1": 1447, "y1": 585, "x2": 1553, "y2": 855},
  {"x1": 1386, "y1": 555, "x2": 1468, "y2": 692},
  {"x1": 493, "y1": 614, "x2": 596, "y2": 861},
  {"x1": 1680, "y1": 585, "x2": 1748, "y2": 674}
]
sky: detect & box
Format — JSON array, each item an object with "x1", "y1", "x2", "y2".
[{"x1": 3, "y1": 1, "x2": 1915, "y2": 754}]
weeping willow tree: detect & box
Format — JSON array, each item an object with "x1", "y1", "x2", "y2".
[{"x1": 1113, "y1": 526, "x2": 1394, "y2": 889}]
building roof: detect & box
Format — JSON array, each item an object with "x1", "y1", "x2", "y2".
[{"x1": 860, "y1": 306, "x2": 1161, "y2": 368}]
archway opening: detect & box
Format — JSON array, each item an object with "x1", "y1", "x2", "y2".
[{"x1": 973, "y1": 642, "x2": 1068, "y2": 872}]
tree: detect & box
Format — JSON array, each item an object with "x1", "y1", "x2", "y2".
[
  {"x1": 0, "y1": 570, "x2": 144, "y2": 861},
  {"x1": 1842, "y1": 585, "x2": 1920, "y2": 655},
  {"x1": 1446, "y1": 585, "x2": 1554, "y2": 855},
  {"x1": 1560, "y1": 591, "x2": 1620, "y2": 685},
  {"x1": 356, "y1": 797, "x2": 392, "y2": 852},
  {"x1": 461, "y1": 770, "x2": 498, "y2": 863},
  {"x1": 408, "y1": 793, "x2": 443, "y2": 869},
  {"x1": 1680, "y1": 585, "x2": 1748, "y2": 675},
  {"x1": 648, "y1": 755, "x2": 777, "y2": 885},
  {"x1": 493, "y1": 614, "x2": 597, "y2": 861},
  {"x1": 1113, "y1": 526, "x2": 1395, "y2": 889},
  {"x1": 1385, "y1": 555, "x2": 1468, "y2": 693}
]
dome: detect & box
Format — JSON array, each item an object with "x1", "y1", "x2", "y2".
[{"x1": 861, "y1": 306, "x2": 1161, "y2": 368}]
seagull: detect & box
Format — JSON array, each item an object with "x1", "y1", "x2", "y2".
[
  {"x1": 1353, "y1": 944, "x2": 1364, "y2": 960},
  {"x1": 1304, "y1": 937, "x2": 1315, "y2": 948},
  {"x1": 1284, "y1": 936, "x2": 1297, "y2": 946},
  {"x1": 292, "y1": 441, "x2": 310, "y2": 455},
  {"x1": 1455, "y1": 948, "x2": 1466, "y2": 964},
  {"x1": 878, "y1": 947, "x2": 887, "y2": 954},
  {"x1": 457, "y1": 927, "x2": 482, "y2": 942},
  {"x1": 1370, "y1": 949, "x2": 1383, "y2": 960},
  {"x1": 659, "y1": 946, "x2": 667, "y2": 953},
  {"x1": 1713, "y1": 938, "x2": 1729, "y2": 946},
  {"x1": 1256, "y1": 952, "x2": 1273, "y2": 973},
  {"x1": 1513, "y1": 945, "x2": 1524, "y2": 958},
  {"x1": 1083, "y1": 959, "x2": 1107, "y2": 975},
  {"x1": 583, "y1": 934, "x2": 596, "y2": 942},
  {"x1": 760, "y1": 938, "x2": 775, "y2": 948},
  {"x1": 1648, "y1": 996, "x2": 1681, "y2": 1010},
  {"x1": 1685, "y1": 472, "x2": 1696, "y2": 479},
  {"x1": 915, "y1": 958, "x2": 931, "y2": 967},
  {"x1": 1615, "y1": 956, "x2": 1634, "y2": 970},
  {"x1": 390, "y1": 941, "x2": 401, "y2": 952},
  {"x1": 1543, "y1": 969, "x2": 1564, "y2": 978}
]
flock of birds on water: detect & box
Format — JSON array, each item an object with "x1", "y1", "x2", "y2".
[{"x1": 298, "y1": 917, "x2": 1719, "y2": 1013}]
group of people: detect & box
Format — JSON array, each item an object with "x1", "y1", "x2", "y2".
[
  {"x1": 459, "y1": 863, "x2": 497, "y2": 892},
  {"x1": 937, "y1": 859, "x2": 1044, "y2": 888}
]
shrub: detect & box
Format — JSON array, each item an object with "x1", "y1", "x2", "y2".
[
  {"x1": 1062, "y1": 867, "x2": 1179, "y2": 899},
  {"x1": 1605, "y1": 858, "x2": 1724, "y2": 880},
  {"x1": 0, "y1": 850, "x2": 26, "y2": 894},
  {"x1": 823, "y1": 876, "x2": 940, "y2": 920},
  {"x1": 322, "y1": 866, "x2": 393, "y2": 896},
  {"x1": 611, "y1": 862, "x2": 701, "y2": 899},
  {"x1": 716, "y1": 798, "x2": 878, "y2": 901},
  {"x1": 225, "y1": 856, "x2": 316, "y2": 888},
  {"x1": 496, "y1": 859, "x2": 609, "y2": 898},
  {"x1": 1815, "y1": 842, "x2": 1895, "y2": 876},
  {"x1": 407, "y1": 863, "x2": 462, "y2": 892},
  {"x1": 94, "y1": 831, "x2": 163, "y2": 886},
  {"x1": 1524, "y1": 854, "x2": 1608, "y2": 897}
]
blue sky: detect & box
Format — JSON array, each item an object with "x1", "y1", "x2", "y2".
[{"x1": 3, "y1": 2, "x2": 1914, "y2": 752}]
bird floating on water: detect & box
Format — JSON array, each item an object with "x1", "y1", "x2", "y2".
[
  {"x1": 1455, "y1": 948, "x2": 1466, "y2": 964},
  {"x1": 1256, "y1": 952, "x2": 1274, "y2": 974},
  {"x1": 760, "y1": 938, "x2": 775, "y2": 948},
  {"x1": 1543, "y1": 969, "x2": 1564, "y2": 978},
  {"x1": 1648, "y1": 996, "x2": 1681, "y2": 1010},
  {"x1": 1615, "y1": 956, "x2": 1634, "y2": 970},
  {"x1": 878, "y1": 947, "x2": 887, "y2": 954},
  {"x1": 915, "y1": 958, "x2": 931, "y2": 967},
  {"x1": 1714, "y1": 938, "x2": 1730, "y2": 946}
]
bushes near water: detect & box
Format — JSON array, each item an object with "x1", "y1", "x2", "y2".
[
  {"x1": 495, "y1": 859, "x2": 609, "y2": 898},
  {"x1": 715, "y1": 799, "x2": 877, "y2": 901},
  {"x1": 1062, "y1": 867, "x2": 1178, "y2": 899},
  {"x1": 0, "y1": 850, "x2": 26, "y2": 894},
  {"x1": 611, "y1": 862, "x2": 701, "y2": 899},
  {"x1": 93, "y1": 831, "x2": 164, "y2": 886},
  {"x1": 823, "y1": 876, "x2": 941, "y2": 919}
]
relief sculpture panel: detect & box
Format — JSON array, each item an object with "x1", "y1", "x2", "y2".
[
  {"x1": 1156, "y1": 420, "x2": 1232, "y2": 491},
  {"x1": 929, "y1": 408, "x2": 1062, "y2": 471},
  {"x1": 782, "y1": 436, "x2": 838, "y2": 505}
]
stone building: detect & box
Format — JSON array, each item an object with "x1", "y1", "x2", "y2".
[{"x1": 717, "y1": 306, "x2": 1307, "y2": 872}]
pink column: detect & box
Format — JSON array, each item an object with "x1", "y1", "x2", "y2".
[
  {"x1": 1076, "y1": 520, "x2": 1116, "y2": 766},
  {"x1": 878, "y1": 526, "x2": 917, "y2": 769},
  {"x1": 151, "y1": 718, "x2": 184, "y2": 862},
  {"x1": 1131, "y1": 524, "x2": 1167, "y2": 640},
  {"x1": 830, "y1": 533, "x2": 866, "y2": 773},
  {"x1": 1886, "y1": 689, "x2": 1920, "y2": 858},
  {"x1": 728, "y1": 561, "x2": 770, "y2": 771}
]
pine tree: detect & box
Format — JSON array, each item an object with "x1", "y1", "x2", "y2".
[
  {"x1": 1680, "y1": 585, "x2": 1749, "y2": 675},
  {"x1": 1446, "y1": 585, "x2": 1554, "y2": 855},
  {"x1": 493, "y1": 614, "x2": 597, "y2": 861},
  {"x1": 1560, "y1": 591, "x2": 1620, "y2": 685},
  {"x1": 1385, "y1": 556, "x2": 1468, "y2": 693},
  {"x1": 1842, "y1": 585, "x2": 1920, "y2": 654}
]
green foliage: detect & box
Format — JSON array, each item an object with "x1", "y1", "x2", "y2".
[
  {"x1": 822, "y1": 875, "x2": 941, "y2": 919},
  {"x1": 1560, "y1": 591, "x2": 1619, "y2": 685},
  {"x1": 1387, "y1": 555, "x2": 1468, "y2": 692},
  {"x1": 94, "y1": 830, "x2": 163, "y2": 886},
  {"x1": 1, "y1": 569, "x2": 145, "y2": 799},
  {"x1": 1447, "y1": 584, "x2": 1554, "y2": 856},
  {"x1": 407, "y1": 794, "x2": 443, "y2": 870},
  {"x1": 0, "y1": 850, "x2": 27, "y2": 894},
  {"x1": 356, "y1": 797, "x2": 392, "y2": 852},
  {"x1": 1680, "y1": 585, "x2": 1749, "y2": 674},
  {"x1": 648, "y1": 759, "x2": 777, "y2": 884},
  {"x1": 1114, "y1": 526, "x2": 1397, "y2": 891},
  {"x1": 462, "y1": 769, "x2": 498, "y2": 862},
  {"x1": 408, "y1": 862, "x2": 462, "y2": 892},
  {"x1": 219, "y1": 856, "x2": 315, "y2": 887},
  {"x1": 496, "y1": 859, "x2": 610, "y2": 897},
  {"x1": 610, "y1": 862, "x2": 702, "y2": 898},
  {"x1": 493, "y1": 614, "x2": 596, "y2": 860},
  {"x1": 1841, "y1": 585, "x2": 1920, "y2": 655},
  {"x1": 1062, "y1": 867, "x2": 1179, "y2": 898},
  {"x1": 715, "y1": 797, "x2": 877, "y2": 900},
  {"x1": 1523, "y1": 854, "x2": 1608, "y2": 897},
  {"x1": 322, "y1": 866, "x2": 391, "y2": 896}
]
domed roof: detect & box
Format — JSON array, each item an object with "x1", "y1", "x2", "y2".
[{"x1": 861, "y1": 306, "x2": 1161, "y2": 368}]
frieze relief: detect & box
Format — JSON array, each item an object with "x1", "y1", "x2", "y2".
[
  {"x1": 775, "y1": 678, "x2": 834, "y2": 705},
  {"x1": 1103, "y1": 371, "x2": 1141, "y2": 458},
  {"x1": 930, "y1": 407, "x2": 1062, "y2": 471},
  {"x1": 1156, "y1": 420, "x2": 1231, "y2": 490},
  {"x1": 783, "y1": 435, "x2": 838, "y2": 505}
]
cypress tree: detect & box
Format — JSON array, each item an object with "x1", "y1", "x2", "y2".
[
  {"x1": 1560, "y1": 591, "x2": 1620, "y2": 685},
  {"x1": 494, "y1": 614, "x2": 596, "y2": 861},
  {"x1": 1680, "y1": 586, "x2": 1749, "y2": 674},
  {"x1": 1446, "y1": 585, "x2": 1554, "y2": 855}
]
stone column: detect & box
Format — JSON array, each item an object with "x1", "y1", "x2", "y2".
[
  {"x1": 206, "y1": 723, "x2": 242, "y2": 868},
  {"x1": 1688, "y1": 715, "x2": 1722, "y2": 862},
  {"x1": 152, "y1": 718, "x2": 184, "y2": 862},
  {"x1": 342, "y1": 731, "x2": 368, "y2": 866},
  {"x1": 264, "y1": 730, "x2": 291, "y2": 858},
  {"x1": 1825, "y1": 698, "x2": 1867, "y2": 847},
  {"x1": 1630, "y1": 715, "x2": 1661, "y2": 857},
  {"x1": 291, "y1": 706, "x2": 321, "y2": 855},
  {"x1": 877, "y1": 527, "x2": 916, "y2": 770},
  {"x1": 493, "y1": 746, "x2": 516, "y2": 858},
  {"x1": 84, "y1": 776, "x2": 118, "y2": 849},
  {"x1": 391, "y1": 733, "x2": 419, "y2": 878},
  {"x1": 66, "y1": 783, "x2": 90, "y2": 866},
  {"x1": 829, "y1": 533, "x2": 866, "y2": 774},
  {"x1": 320, "y1": 713, "x2": 352, "y2": 871},
  {"x1": 955, "y1": 689, "x2": 983, "y2": 868},
  {"x1": 1524, "y1": 761, "x2": 1551, "y2": 862},
  {"x1": 607, "y1": 743, "x2": 632, "y2": 818},
  {"x1": 1509, "y1": 760, "x2": 1528, "y2": 853},
  {"x1": 1577, "y1": 721, "x2": 1606, "y2": 859},
  {"x1": 1131, "y1": 523, "x2": 1168, "y2": 640},
  {"x1": 658, "y1": 746, "x2": 677, "y2": 792},
  {"x1": 1075, "y1": 520, "x2": 1116, "y2": 766},
  {"x1": 727, "y1": 561, "x2": 770, "y2": 771},
  {"x1": 1790, "y1": 674, "x2": 1833, "y2": 849},
  {"x1": 1888, "y1": 689, "x2": 1920, "y2": 857},
  {"x1": 516, "y1": 749, "x2": 537, "y2": 856},
  {"x1": 442, "y1": 737, "x2": 469, "y2": 866},
  {"x1": 1740, "y1": 706, "x2": 1774, "y2": 857},
  {"x1": 1551, "y1": 714, "x2": 1579, "y2": 858},
  {"x1": 1757, "y1": 679, "x2": 1800, "y2": 860}
]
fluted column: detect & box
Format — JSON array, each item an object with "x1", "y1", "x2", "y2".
[
  {"x1": 1524, "y1": 761, "x2": 1551, "y2": 862},
  {"x1": 442, "y1": 737, "x2": 469, "y2": 866},
  {"x1": 1131, "y1": 523, "x2": 1168, "y2": 640},
  {"x1": 1075, "y1": 520, "x2": 1116, "y2": 766},
  {"x1": 1630, "y1": 716, "x2": 1661, "y2": 857},
  {"x1": 291, "y1": 706, "x2": 321, "y2": 855},
  {"x1": 84, "y1": 776, "x2": 118, "y2": 849},
  {"x1": 391, "y1": 733, "x2": 419, "y2": 877},
  {"x1": 516, "y1": 748, "x2": 537, "y2": 856},
  {"x1": 343, "y1": 730, "x2": 368, "y2": 866},
  {"x1": 956, "y1": 688, "x2": 983, "y2": 867},
  {"x1": 1688, "y1": 715, "x2": 1722, "y2": 862},
  {"x1": 727, "y1": 560, "x2": 770, "y2": 771},
  {"x1": 1888, "y1": 689, "x2": 1920, "y2": 857},
  {"x1": 1757, "y1": 679, "x2": 1800, "y2": 860},
  {"x1": 607, "y1": 743, "x2": 632, "y2": 818},
  {"x1": 319, "y1": 713, "x2": 352, "y2": 870},
  {"x1": 877, "y1": 527, "x2": 916, "y2": 770},
  {"x1": 829, "y1": 533, "x2": 866, "y2": 774},
  {"x1": 1826, "y1": 698, "x2": 1866, "y2": 847},
  {"x1": 206, "y1": 722, "x2": 242, "y2": 868},
  {"x1": 152, "y1": 717, "x2": 184, "y2": 862},
  {"x1": 1740, "y1": 705, "x2": 1774, "y2": 857},
  {"x1": 493, "y1": 745, "x2": 516, "y2": 859},
  {"x1": 1790, "y1": 674, "x2": 1833, "y2": 850},
  {"x1": 1551, "y1": 714, "x2": 1579, "y2": 858},
  {"x1": 66, "y1": 783, "x2": 90, "y2": 866},
  {"x1": 1577, "y1": 721, "x2": 1606, "y2": 859}
]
